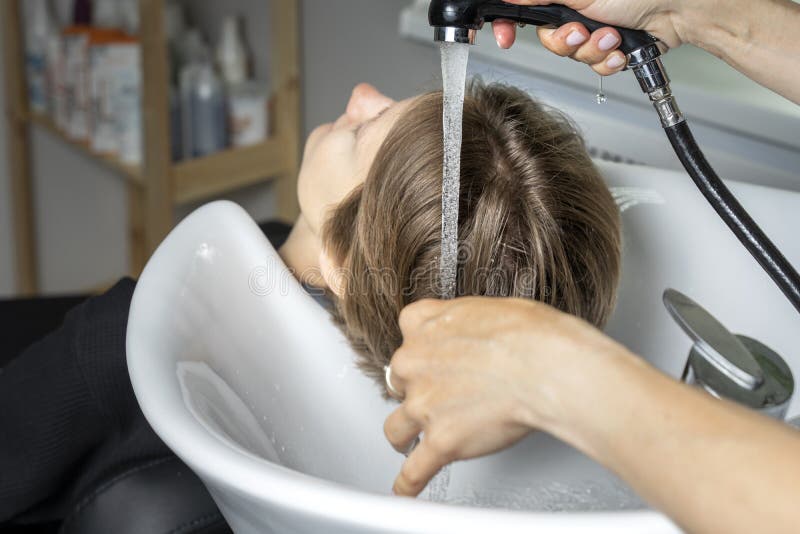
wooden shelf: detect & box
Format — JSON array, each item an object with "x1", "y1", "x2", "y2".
[
  {"x1": 28, "y1": 109, "x2": 290, "y2": 205},
  {"x1": 173, "y1": 137, "x2": 288, "y2": 204},
  {"x1": 27, "y1": 111, "x2": 144, "y2": 183},
  {"x1": 2, "y1": 0, "x2": 301, "y2": 293}
]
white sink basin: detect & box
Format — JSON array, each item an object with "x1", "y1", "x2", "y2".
[{"x1": 127, "y1": 160, "x2": 800, "y2": 533}]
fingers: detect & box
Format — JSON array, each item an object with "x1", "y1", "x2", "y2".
[
  {"x1": 384, "y1": 405, "x2": 423, "y2": 454},
  {"x1": 536, "y1": 22, "x2": 589, "y2": 56},
  {"x1": 572, "y1": 28, "x2": 622, "y2": 66},
  {"x1": 491, "y1": 19, "x2": 517, "y2": 49},
  {"x1": 591, "y1": 50, "x2": 627, "y2": 75},
  {"x1": 495, "y1": 15, "x2": 627, "y2": 77},
  {"x1": 392, "y1": 437, "x2": 452, "y2": 497},
  {"x1": 537, "y1": 24, "x2": 626, "y2": 75}
]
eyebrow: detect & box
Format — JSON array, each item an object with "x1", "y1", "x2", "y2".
[{"x1": 355, "y1": 106, "x2": 391, "y2": 142}]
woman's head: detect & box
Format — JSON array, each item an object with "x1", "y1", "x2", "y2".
[{"x1": 302, "y1": 82, "x2": 621, "y2": 392}]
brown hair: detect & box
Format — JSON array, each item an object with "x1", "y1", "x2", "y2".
[{"x1": 323, "y1": 82, "x2": 621, "y2": 393}]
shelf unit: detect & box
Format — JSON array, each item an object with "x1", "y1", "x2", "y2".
[{"x1": 1, "y1": 0, "x2": 301, "y2": 295}]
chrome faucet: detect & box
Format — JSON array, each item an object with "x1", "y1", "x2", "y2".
[{"x1": 664, "y1": 289, "x2": 794, "y2": 420}]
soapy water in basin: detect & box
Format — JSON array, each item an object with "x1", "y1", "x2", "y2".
[
  {"x1": 441, "y1": 480, "x2": 642, "y2": 511},
  {"x1": 177, "y1": 362, "x2": 645, "y2": 512}
]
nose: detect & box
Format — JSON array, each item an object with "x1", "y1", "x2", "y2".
[{"x1": 345, "y1": 83, "x2": 395, "y2": 124}]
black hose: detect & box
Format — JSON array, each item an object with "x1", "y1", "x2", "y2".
[{"x1": 665, "y1": 121, "x2": 800, "y2": 314}]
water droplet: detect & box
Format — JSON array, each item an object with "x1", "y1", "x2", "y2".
[{"x1": 596, "y1": 75, "x2": 607, "y2": 105}]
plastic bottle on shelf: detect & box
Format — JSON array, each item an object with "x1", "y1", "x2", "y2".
[
  {"x1": 62, "y1": 0, "x2": 94, "y2": 139},
  {"x1": 190, "y1": 61, "x2": 229, "y2": 158},
  {"x1": 44, "y1": 0, "x2": 67, "y2": 124},
  {"x1": 228, "y1": 82, "x2": 270, "y2": 148},
  {"x1": 108, "y1": 35, "x2": 143, "y2": 165},
  {"x1": 216, "y1": 16, "x2": 249, "y2": 86},
  {"x1": 178, "y1": 31, "x2": 207, "y2": 159},
  {"x1": 215, "y1": 15, "x2": 270, "y2": 148},
  {"x1": 25, "y1": 0, "x2": 57, "y2": 114},
  {"x1": 180, "y1": 40, "x2": 228, "y2": 159},
  {"x1": 89, "y1": 28, "x2": 126, "y2": 155},
  {"x1": 88, "y1": 0, "x2": 126, "y2": 153}
]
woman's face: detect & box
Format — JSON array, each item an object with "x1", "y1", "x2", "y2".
[{"x1": 297, "y1": 83, "x2": 416, "y2": 236}]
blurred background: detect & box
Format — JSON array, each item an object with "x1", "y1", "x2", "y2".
[
  {"x1": 0, "y1": 0, "x2": 441, "y2": 298},
  {"x1": 1, "y1": 0, "x2": 798, "y2": 298}
]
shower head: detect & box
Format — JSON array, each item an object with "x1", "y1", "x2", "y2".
[
  {"x1": 428, "y1": 0, "x2": 681, "y2": 127},
  {"x1": 428, "y1": 0, "x2": 656, "y2": 54}
]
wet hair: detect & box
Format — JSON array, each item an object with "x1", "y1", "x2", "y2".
[{"x1": 322, "y1": 81, "x2": 621, "y2": 394}]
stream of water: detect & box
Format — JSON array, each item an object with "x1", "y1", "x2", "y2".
[
  {"x1": 438, "y1": 41, "x2": 469, "y2": 301},
  {"x1": 424, "y1": 40, "x2": 471, "y2": 504}
]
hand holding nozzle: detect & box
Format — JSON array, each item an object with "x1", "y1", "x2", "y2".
[
  {"x1": 492, "y1": 0, "x2": 684, "y2": 76},
  {"x1": 493, "y1": 0, "x2": 800, "y2": 106}
]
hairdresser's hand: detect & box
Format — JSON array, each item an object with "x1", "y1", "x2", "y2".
[
  {"x1": 384, "y1": 297, "x2": 629, "y2": 497},
  {"x1": 492, "y1": 0, "x2": 685, "y2": 75}
]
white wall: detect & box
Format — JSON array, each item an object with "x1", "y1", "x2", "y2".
[
  {"x1": 0, "y1": 5, "x2": 17, "y2": 297},
  {"x1": 0, "y1": 0, "x2": 438, "y2": 296},
  {"x1": 300, "y1": 0, "x2": 439, "y2": 136}
]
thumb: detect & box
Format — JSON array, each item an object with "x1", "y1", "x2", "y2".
[{"x1": 398, "y1": 299, "x2": 446, "y2": 335}]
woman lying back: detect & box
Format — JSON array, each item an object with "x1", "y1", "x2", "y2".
[{"x1": 279, "y1": 81, "x2": 621, "y2": 393}]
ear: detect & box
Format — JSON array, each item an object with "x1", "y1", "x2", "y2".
[{"x1": 319, "y1": 249, "x2": 345, "y2": 298}]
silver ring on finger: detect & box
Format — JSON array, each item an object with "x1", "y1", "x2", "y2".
[{"x1": 384, "y1": 365, "x2": 404, "y2": 401}]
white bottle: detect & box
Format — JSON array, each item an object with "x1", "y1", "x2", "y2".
[
  {"x1": 228, "y1": 82, "x2": 269, "y2": 148},
  {"x1": 215, "y1": 16, "x2": 248, "y2": 86},
  {"x1": 109, "y1": 42, "x2": 143, "y2": 165},
  {"x1": 26, "y1": 0, "x2": 55, "y2": 113},
  {"x1": 45, "y1": 12, "x2": 65, "y2": 123}
]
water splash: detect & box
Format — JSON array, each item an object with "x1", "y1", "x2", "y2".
[
  {"x1": 441, "y1": 479, "x2": 644, "y2": 511},
  {"x1": 423, "y1": 465, "x2": 452, "y2": 503},
  {"x1": 439, "y1": 42, "x2": 470, "y2": 300}
]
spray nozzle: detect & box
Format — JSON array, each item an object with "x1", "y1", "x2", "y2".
[{"x1": 428, "y1": 0, "x2": 657, "y2": 55}]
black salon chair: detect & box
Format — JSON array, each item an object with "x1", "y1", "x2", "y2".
[{"x1": 0, "y1": 221, "x2": 291, "y2": 534}]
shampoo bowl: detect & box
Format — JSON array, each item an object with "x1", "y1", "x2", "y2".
[{"x1": 127, "y1": 160, "x2": 800, "y2": 533}]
